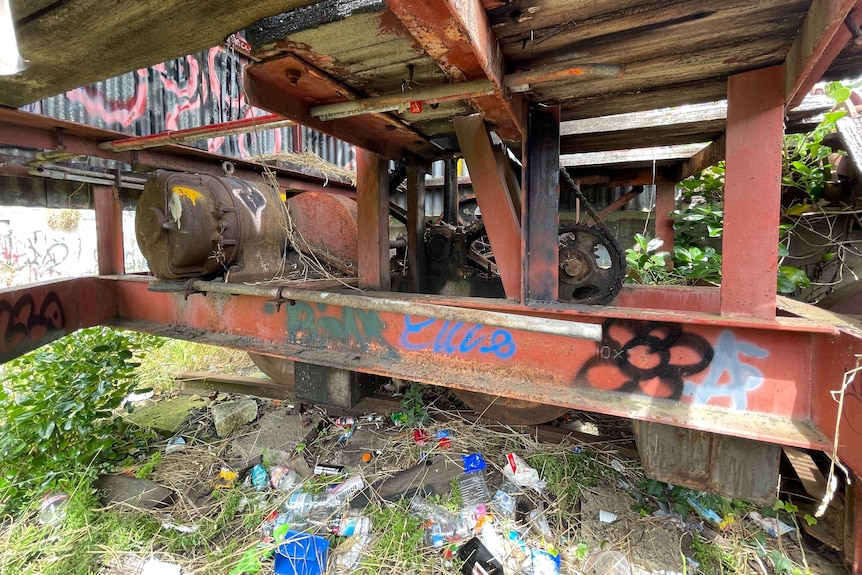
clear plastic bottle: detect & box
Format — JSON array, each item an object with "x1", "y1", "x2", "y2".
[{"x1": 457, "y1": 471, "x2": 491, "y2": 508}]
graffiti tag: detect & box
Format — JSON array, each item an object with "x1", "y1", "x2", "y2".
[
  {"x1": 681, "y1": 331, "x2": 766, "y2": 409},
  {"x1": 285, "y1": 301, "x2": 389, "y2": 351},
  {"x1": 400, "y1": 317, "x2": 516, "y2": 360},
  {"x1": 578, "y1": 319, "x2": 713, "y2": 399},
  {"x1": 1, "y1": 292, "x2": 67, "y2": 360}
]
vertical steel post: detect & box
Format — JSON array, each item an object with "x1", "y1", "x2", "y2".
[
  {"x1": 443, "y1": 156, "x2": 458, "y2": 225},
  {"x1": 93, "y1": 185, "x2": 125, "y2": 275},
  {"x1": 357, "y1": 148, "x2": 391, "y2": 290},
  {"x1": 721, "y1": 66, "x2": 785, "y2": 319},
  {"x1": 406, "y1": 166, "x2": 426, "y2": 292},
  {"x1": 655, "y1": 183, "x2": 676, "y2": 257},
  {"x1": 522, "y1": 104, "x2": 560, "y2": 302}
]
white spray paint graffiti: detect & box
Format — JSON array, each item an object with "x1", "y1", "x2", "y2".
[
  {"x1": 0, "y1": 207, "x2": 147, "y2": 287},
  {"x1": 682, "y1": 330, "x2": 767, "y2": 409}
]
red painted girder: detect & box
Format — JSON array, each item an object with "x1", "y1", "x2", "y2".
[
  {"x1": 721, "y1": 66, "x2": 784, "y2": 320},
  {"x1": 244, "y1": 54, "x2": 435, "y2": 162},
  {"x1": 454, "y1": 114, "x2": 522, "y2": 298},
  {"x1": 356, "y1": 149, "x2": 391, "y2": 290},
  {"x1": 93, "y1": 185, "x2": 125, "y2": 275},
  {"x1": 102, "y1": 277, "x2": 845, "y2": 453},
  {"x1": 384, "y1": 0, "x2": 522, "y2": 140},
  {"x1": 785, "y1": 0, "x2": 861, "y2": 109},
  {"x1": 0, "y1": 108, "x2": 352, "y2": 194},
  {"x1": 0, "y1": 278, "x2": 117, "y2": 364}
]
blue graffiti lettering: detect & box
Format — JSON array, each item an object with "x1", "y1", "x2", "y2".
[
  {"x1": 401, "y1": 316, "x2": 516, "y2": 360},
  {"x1": 682, "y1": 331, "x2": 767, "y2": 409}
]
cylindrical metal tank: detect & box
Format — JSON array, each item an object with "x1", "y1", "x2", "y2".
[{"x1": 135, "y1": 170, "x2": 289, "y2": 282}]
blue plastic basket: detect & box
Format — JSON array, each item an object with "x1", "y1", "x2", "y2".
[{"x1": 273, "y1": 530, "x2": 330, "y2": 575}]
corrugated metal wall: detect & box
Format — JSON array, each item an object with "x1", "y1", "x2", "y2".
[{"x1": 22, "y1": 44, "x2": 355, "y2": 168}]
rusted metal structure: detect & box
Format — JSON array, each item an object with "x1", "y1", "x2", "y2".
[{"x1": 3, "y1": 0, "x2": 862, "y2": 567}]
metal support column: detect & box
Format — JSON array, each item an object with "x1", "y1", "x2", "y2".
[
  {"x1": 454, "y1": 114, "x2": 521, "y2": 299},
  {"x1": 406, "y1": 166, "x2": 426, "y2": 292},
  {"x1": 93, "y1": 185, "x2": 125, "y2": 275},
  {"x1": 357, "y1": 148, "x2": 391, "y2": 290},
  {"x1": 522, "y1": 104, "x2": 560, "y2": 302},
  {"x1": 443, "y1": 157, "x2": 458, "y2": 225},
  {"x1": 721, "y1": 66, "x2": 785, "y2": 319},
  {"x1": 655, "y1": 183, "x2": 676, "y2": 257}
]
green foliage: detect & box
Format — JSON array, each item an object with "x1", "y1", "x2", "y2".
[
  {"x1": 527, "y1": 451, "x2": 605, "y2": 513},
  {"x1": 782, "y1": 82, "x2": 849, "y2": 201},
  {"x1": 673, "y1": 245, "x2": 723, "y2": 283},
  {"x1": 672, "y1": 202, "x2": 725, "y2": 247},
  {"x1": 135, "y1": 451, "x2": 163, "y2": 480},
  {"x1": 625, "y1": 233, "x2": 671, "y2": 284},
  {"x1": 399, "y1": 383, "x2": 430, "y2": 426},
  {"x1": 0, "y1": 327, "x2": 162, "y2": 517},
  {"x1": 677, "y1": 163, "x2": 725, "y2": 203}
]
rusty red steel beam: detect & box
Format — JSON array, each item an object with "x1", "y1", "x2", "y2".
[
  {"x1": 385, "y1": 0, "x2": 523, "y2": 140},
  {"x1": 99, "y1": 114, "x2": 295, "y2": 152},
  {"x1": 244, "y1": 54, "x2": 435, "y2": 163},
  {"x1": 74, "y1": 278, "x2": 849, "y2": 475},
  {"x1": 785, "y1": 0, "x2": 861, "y2": 109},
  {"x1": 5, "y1": 277, "x2": 862, "y2": 478},
  {"x1": 93, "y1": 185, "x2": 125, "y2": 275},
  {"x1": 454, "y1": 114, "x2": 522, "y2": 298},
  {"x1": 0, "y1": 278, "x2": 117, "y2": 364},
  {"x1": 356, "y1": 149, "x2": 391, "y2": 290},
  {"x1": 721, "y1": 65, "x2": 785, "y2": 320},
  {"x1": 0, "y1": 108, "x2": 352, "y2": 194}
]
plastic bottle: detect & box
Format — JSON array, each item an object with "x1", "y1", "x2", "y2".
[
  {"x1": 457, "y1": 471, "x2": 491, "y2": 508},
  {"x1": 331, "y1": 512, "x2": 373, "y2": 536},
  {"x1": 586, "y1": 550, "x2": 632, "y2": 575}
]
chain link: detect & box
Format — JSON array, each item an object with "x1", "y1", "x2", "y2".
[{"x1": 558, "y1": 166, "x2": 609, "y2": 234}]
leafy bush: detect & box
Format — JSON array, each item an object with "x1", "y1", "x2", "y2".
[{"x1": 0, "y1": 327, "x2": 161, "y2": 516}]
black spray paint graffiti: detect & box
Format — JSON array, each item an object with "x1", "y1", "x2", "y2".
[
  {"x1": 577, "y1": 319, "x2": 714, "y2": 400},
  {"x1": 1, "y1": 292, "x2": 67, "y2": 361}
]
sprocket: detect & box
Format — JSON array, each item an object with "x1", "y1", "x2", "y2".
[{"x1": 558, "y1": 223, "x2": 626, "y2": 305}]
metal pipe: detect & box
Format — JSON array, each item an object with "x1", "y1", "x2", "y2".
[
  {"x1": 312, "y1": 79, "x2": 496, "y2": 121},
  {"x1": 100, "y1": 114, "x2": 296, "y2": 152},
  {"x1": 310, "y1": 63, "x2": 624, "y2": 122},
  {"x1": 30, "y1": 167, "x2": 146, "y2": 190},
  {"x1": 188, "y1": 280, "x2": 602, "y2": 341}
]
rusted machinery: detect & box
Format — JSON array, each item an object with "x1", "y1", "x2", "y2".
[{"x1": 134, "y1": 168, "x2": 628, "y2": 423}]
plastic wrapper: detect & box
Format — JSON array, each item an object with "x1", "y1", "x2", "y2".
[{"x1": 502, "y1": 452, "x2": 546, "y2": 490}]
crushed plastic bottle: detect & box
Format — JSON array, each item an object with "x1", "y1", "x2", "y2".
[
  {"x1": 586, "y1": 550, "x2": 632, "y2": 575},
  {"x1": 270, "y1": 464, "x2": 300, "y2": 491},
  {"x1": 38, "y1": 492, "x2": 68, "y2": 526},
  {"x1": 457, "y1": 471, "x2": 490, "y2": 508},
  {"x1": 250, "y1": 464, "x2": 269, "y2": 491}
]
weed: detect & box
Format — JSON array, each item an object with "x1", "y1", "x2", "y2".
[
  {"x1": 363, "y1": 500, "x2": 427, "y2": 574},
  {"x1": 136, "y1": 451, "x2": 163, "y2": 480},
  {"x1": 0, "y1": 327, "x2": 161, "y2": 516},
  {"x1": 135, "y1": 337, "x2": 255, "y2": 394}
]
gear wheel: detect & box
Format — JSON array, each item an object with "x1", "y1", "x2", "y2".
[{"x1": 558, "y1": 223, "x2": 626, "y2": 305}]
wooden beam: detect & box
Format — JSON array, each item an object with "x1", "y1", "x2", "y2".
[
  {"x1": 561, "y1": 144, "x2": 708, "y2": 168},
  {"x1": 785, "y1": 0, "x2": 860, "y2": 109},
  {"x1": 676, "y1": 134, "x2": 727, "y2": 181}
]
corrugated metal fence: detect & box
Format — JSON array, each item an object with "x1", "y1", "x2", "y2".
[{"x1": 22, "y1": 44, "x2": 355, "y2": 169}]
